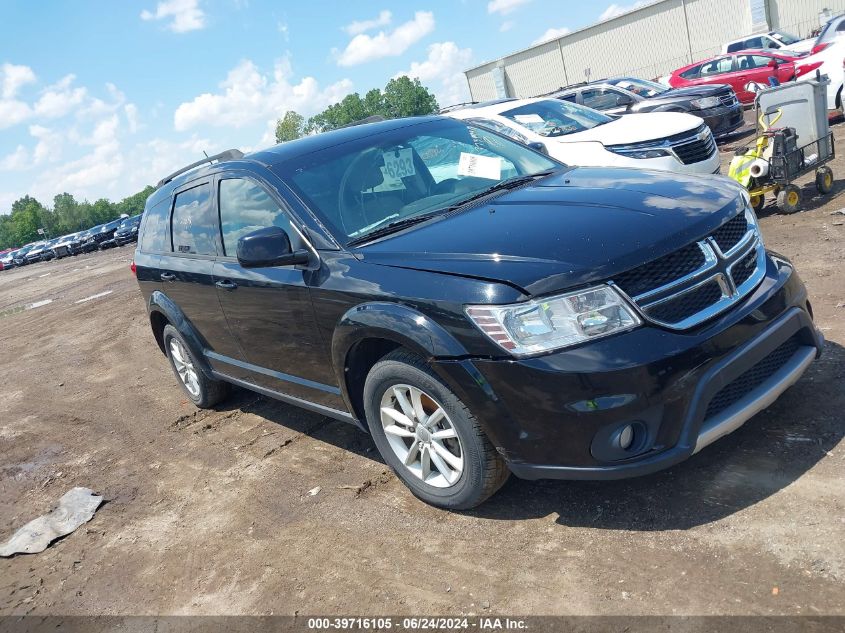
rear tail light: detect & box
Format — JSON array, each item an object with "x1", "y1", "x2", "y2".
[
  {"x1": 796, "y1": 61, "x2": 824, "y2": 77},
  {"x1": 130, "y1": 260, "x2": 136, "y2": 276},
  {"x1": 812, "y1": 42, "x2": 830, "y2": 55}
]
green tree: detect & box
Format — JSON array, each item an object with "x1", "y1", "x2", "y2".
[
  {"x1": 275, "y1": 110, "x2": 305, "y2": 143},
  {"x1": 382, "y1": 76, "x2": 439, "y2": 119}
]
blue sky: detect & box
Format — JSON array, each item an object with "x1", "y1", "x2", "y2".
[{"x1": 0, "y1": 0, "x2": 643, "y2": 212}]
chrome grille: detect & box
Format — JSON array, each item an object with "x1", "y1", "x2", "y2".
[
  {"x1": 613, "y1": 207, "x2": 766, "y2": 330},
  {"x1": 605, "y1": 124, "x2": 717, "y2": 166},
  {"x1": 673, "y1": 132, "x2": 718, "y2": 165},
  {"x1": 719, "y1": 93, "x2": 738, "y2": 107}
]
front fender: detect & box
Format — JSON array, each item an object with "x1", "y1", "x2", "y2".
[{"x1": 148, "y1": 290, "x2": 215, "y2": 379}]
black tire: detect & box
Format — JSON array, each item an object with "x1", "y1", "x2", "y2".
[
  {"x1": 162, "y1": 324, "x2": 228, "y2": 408},
  {"x1": 364, "y1": 349, "x2": 509, "y2": 510},
  {"x1": 776, "y1": 184, "x2": 802, "y2": 214},
  {"x1": 816, "y1": 166, "x2": 834, "y2": 194}
]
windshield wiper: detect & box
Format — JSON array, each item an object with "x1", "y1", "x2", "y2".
[
  {"x1": 346, "y1": 213, "x2": 438, "y2": 246},
  {"x1": 444, "y1": 170, "x2": 556, "y2": 212}
]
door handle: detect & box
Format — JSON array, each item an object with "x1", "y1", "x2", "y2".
[
  {"x1": 160, "y1": 272, "x2": 176, "y2": 282},
  {"x1": 215, "y1": 280, "x2": 237, "y2": 291}
]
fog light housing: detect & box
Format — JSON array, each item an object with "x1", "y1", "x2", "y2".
[{"x1": 617, "y1": 424, "x2": 634, "y2": 450}]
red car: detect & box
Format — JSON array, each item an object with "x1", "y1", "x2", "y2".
[{"x1": 668, "y1": 50, "x2": 822, "y2": 104}]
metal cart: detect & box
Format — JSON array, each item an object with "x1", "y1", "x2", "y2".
[{"x1": 749, "y1": 77, "x2": 835, "y2": 214}]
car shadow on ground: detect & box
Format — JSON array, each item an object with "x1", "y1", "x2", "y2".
[{"x1": 212, "y1": 339, "x2": 842, "y2": 531}]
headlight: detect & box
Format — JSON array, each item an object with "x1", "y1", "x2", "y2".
[
  {"x1": 466, "y1": 285, "x2": 641, "y2": 356},
  {"x1": 608, "y1": 147, "x2": 672, "y2": 160},
  {"x1": 691, "y1": 96, "x2": 721, "y2": 109}
]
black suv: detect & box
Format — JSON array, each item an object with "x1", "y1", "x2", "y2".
[
  {"x1": 134, "y1": 116, "x2": 822, "y2": 509},
  {"x1": 552, "y1": 78, "x2": 744, "y2": 138},
  {"x1": 114, "y1": 214, "x2": 143, "y2": 247}
]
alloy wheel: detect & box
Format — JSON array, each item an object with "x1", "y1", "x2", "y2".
[
  {"x1": 169, "y1": 338, "x2": 200, "y2": 398},
  {"x1": 379, "y1": 384, "x2": 464, "y2": 488}
]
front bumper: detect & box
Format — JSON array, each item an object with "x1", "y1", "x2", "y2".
[
  {"x1": 434, "y1": 254, "x2": 822, "y2": 480},
  {"x1": 695, "y1": 103, "x2": 744, "y2": 138}
]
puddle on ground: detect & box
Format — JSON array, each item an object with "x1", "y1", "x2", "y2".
[{"x1": 0, "y1": 299, "x2": 53, "y2": 319}]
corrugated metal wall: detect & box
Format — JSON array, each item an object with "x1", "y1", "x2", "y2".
[{"x1": 465, "y1": 0, "x2": 845, "y2": 101}]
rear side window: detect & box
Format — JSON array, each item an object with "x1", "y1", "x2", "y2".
[
  {"x1": 171, "y1": 183, "x2": 217, "y2": 256},
  {"x1": 138, "y1": 199, "x2": 171, "y2": 253},
  {"x1": 680, "y1": 64, "x2": 702, "y2": 79},
  {"x1": 218, "y1": 178, "x2": 300, "y2": 257}
]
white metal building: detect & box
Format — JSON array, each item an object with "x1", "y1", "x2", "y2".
[{"x1": 464, "y1": 0, "x2": 845, "y2": 101}]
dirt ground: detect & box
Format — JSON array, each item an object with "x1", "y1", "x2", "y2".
[{"x1": 1, "y1": 122, "x2": 844, "y2": 617}]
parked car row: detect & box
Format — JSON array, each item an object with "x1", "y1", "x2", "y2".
[{"x1": 0, "y1": 214, "x2": 142, "y2": 271}]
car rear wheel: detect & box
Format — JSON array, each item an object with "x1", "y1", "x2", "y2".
[
  {"x1": 162, "y1": 324, "x2": 228, "y2": 408},
  {"x1": 364, "y1": 350, "x2": 509, "y2": 509}
]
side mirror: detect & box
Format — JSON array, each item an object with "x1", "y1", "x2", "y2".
[
  {"x1": 768, "y1": 59, "x2": 778, "y2": 68},
  {"x1": 744, "y1": 81, "x2": 766, "y2": 94},
  {"x1": 616, "y1": 95, "x2": 634, "y2": 107},
  {"x1": 236, "y1": 226, "x2": 309, "y2": 268},
  {"x1": 527, "y1": 141, "x2": 548, "y2": 155}
]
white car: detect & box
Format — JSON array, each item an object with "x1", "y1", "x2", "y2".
[
  {"x1": 723, "y1": 30, "x2": 814, "y2": 54},
  {"x1": 445, "y1": 98, "x2": 721, "y2": 176},
  {"x1": 795, "y1": 38, "x2": 845, "y2": 111}
]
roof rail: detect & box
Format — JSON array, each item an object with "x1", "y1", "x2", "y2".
[
  {"x1": 156, "y1": 149, "x2": 244, "y2": 188},
  {"x1": 438, "y1": 101, "x2": 479, "y2": 113},
  {"x1": 337, "y1": 115, "x2": 387, "y2": 129}
]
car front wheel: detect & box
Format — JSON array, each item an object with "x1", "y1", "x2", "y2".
[{"x1": 364, "y1": 350, "x2": 509, "y2": 509}]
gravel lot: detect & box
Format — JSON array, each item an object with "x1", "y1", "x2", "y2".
[{"x1": 1, "y1": 124, "x2": 843, "y2": 617}]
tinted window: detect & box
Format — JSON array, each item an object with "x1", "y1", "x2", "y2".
[
  {"x1": 680, "y1": 64, "x2": 702, "y2": 79},
  {"x1": 171, "y1": 183, "x2": 217, "y2": 256},
  {"x1": 699, "y1": 57, "x2": 734, "y2": 76},
  {"x1": 139, "y1": 199, "x2": 172, "y2": 253},
  {"x1": 741, "y1": 54, "x2": 777, "y2": 69},
  {"x1": 581, "y1": 88, "x2": 628, "y2": 110},
  {"x1": 556, "y1": 92, "x2": 578, "y2": 103},
  {"x1": 219, "y1": 178, "x2": 299, "y2": 257}
]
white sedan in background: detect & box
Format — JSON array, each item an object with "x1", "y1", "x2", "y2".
[
  {"x1": 795, "y1": 37, "x2": 845, "y2": 112},
  {"x1": 444, "y1": 98, "x2": 721, "y2": 175}
]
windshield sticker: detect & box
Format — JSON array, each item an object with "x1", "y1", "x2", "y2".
[
  {"x1": 513, "y1": 113, "x2": 545, "y2": 124},
  {"x1": 383, "y1": 148, "x2": 415, "y2": 179},
  {"x1": 457, "y1": 152, "x2": 502, "y2": 180}
]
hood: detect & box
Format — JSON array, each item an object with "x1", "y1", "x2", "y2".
[
  {"x1": 356, "y1": 167, "x2": 745, "y2": 297},
  {"x1": 556, "y1": 112, "x2": 701, "y2": 146},
  {"x1": 650, "y1": 84, "x2": 733, "y2": 100}
]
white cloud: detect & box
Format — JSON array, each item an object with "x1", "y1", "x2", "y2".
[
  {"x1": 29, "y1": 125, "x2": 61, "y2": 164},
  {"x1": 277, "y1": 21, "x2": 289, "y2": 41},
  {"x1": 0, "y1": 99, "x2": 31, "y2": 130},
  {"x1": 141, "y1": 0, "x2": 205, "y2": 33},
  {"x1": 487, "y1": 0, "x2": 530, "y2": 15},
  {"x1": 125, "y1": 103, "x2": 139, "y2": 133},
  {"x1": 2, "y1": 63, "x2": 36, "y2": 99},
  {"x1": 599, "y1": 1, "x2": 651, "y2": 21},
  {"x1": 531, "y1": 26, "x2": 571, "y2": 45},
  {"x1": 0, "y1": 145, "x2": 29, "y2": 171},
  {"x1": 499, "y1": 21, "x2": 514, "y2": 32},
  {"x1": 336, "y1": 11, "x2": 434, "y2": 67},
  {"x1": 396, "y1": 41, "x2": 473, "y2": 107},
  {"x1": 343, "y1": 10, "x2": 392, "y2": 36},
  {"x1": 33, "y1": 75, "x2": 87, "y2": 119},
  {"x1": 173, "y1": 58, "x2": 353, "y2": 134}
]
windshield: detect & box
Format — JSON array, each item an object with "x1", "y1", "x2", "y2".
[
  {"x1": 611, "y1": 78, "x2": 668, "y2": 97},
  {"x1": 280, "y1": 119, "x2": 559, "y2": 244},
  {"x1": 500, "y1": 100, "x2": 612, "y2": 137},
  {"x1": 770, "y1": 30, "x2": 800, "y2": 45}
]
